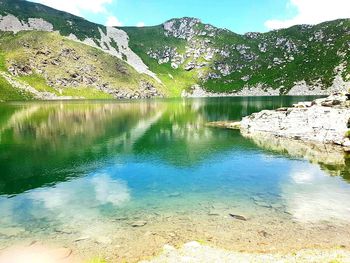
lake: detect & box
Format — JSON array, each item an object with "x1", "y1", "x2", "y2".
[{"x1": 0, "y1": 96, "x2": 349, "y2": 261}]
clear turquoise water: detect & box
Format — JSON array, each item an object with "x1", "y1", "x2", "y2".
[{"x1": 0, "y1": 96, "x2": 349, "y2": 258}]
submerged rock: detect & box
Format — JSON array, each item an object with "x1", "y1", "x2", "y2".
[
  {"x1": 74, "y1": 236, "x2": 90, "y2": 242},
  {"x1": 167, "y1": 192, "x2": 181, "y2": 198},
  {"x1": 229, "y1": 214, "x2": 247, "y2": 221},
  {"x1": 208, "y1": 210, "x2": 220, "y2": 216},
  {"x1": 131, "y1": 221, "x2": 147, "y2": 227}
]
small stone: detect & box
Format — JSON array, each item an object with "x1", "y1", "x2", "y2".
[
  {"x1": 167, "y1": 192, "x2": 181, "y2": 197},
  {"x1": 131, "y1": 221, "x2": 147, "y2": 227},
  {"x1": 114, "y1": 217, "x2": 128, "y2": 221},
  {"x1": 208, "y1": 210, "x2": 220, "y2": 216},
  {"x1": 258, "y1": 230, "x2": 269, "y2": 238},
  {"x1": 74, "y1": 236, "x2": 89, "y2": 242},
  {"x1": 229, "y1": 214, "x2": 247, "y2": 221},
  {"x1": 254, "y1": 200, "x2": 272, "y2": 208}
]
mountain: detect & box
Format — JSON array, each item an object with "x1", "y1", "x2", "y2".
[
  {"x1": 0, "y1": 0, "x2": 349, "y2": 101},
  {"x1": 124, "y1": 18, "x2": 350, "y2": 96}
]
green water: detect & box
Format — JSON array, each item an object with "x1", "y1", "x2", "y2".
[{"x1": 0, "y1": 96, "x2": 349, "y2": 258}]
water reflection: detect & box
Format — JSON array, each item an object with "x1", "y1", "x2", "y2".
[
  {"x1": 282, "y1": 164, "x2": 350, "y2": 223},
  {"x1": 2, "y1": 97, "x2": 305, "y2": 195},
  {"x1": 242, "y1": 131, "x2": 350, "y2": 182},
  {"x1": 0, "y1": 172, "x2": 130, "y2": 233},
  {"x1": 0, "y1": 96, "x2": 349, "y2": 231}
]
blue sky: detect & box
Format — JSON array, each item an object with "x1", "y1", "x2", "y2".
[
  {"x1": 33, "y1": 0, "x2": 350, "y2": 33},
  {"x1": 91, "y1": 0, "x2": 297, "y2": 33}
]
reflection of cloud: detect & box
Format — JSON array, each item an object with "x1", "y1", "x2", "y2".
[
  {"x1": 291, "y1": 168, "x2": 321, "y2": 184},
  {"x1": 0, "y1": 172, "x2": 131, "y2": 233},
  {"x1": 282, "y1": 164, "x2": 350, "y2": 223},
  {"x1": 92, "y1": 173, "x2": 130, "y2": 206},
  {"x1": 29, "y1": 172, "x2": 130, "y2": 213}
]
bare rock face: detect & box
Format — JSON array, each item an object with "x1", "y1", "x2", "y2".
[
  {"x1": 240, "y1": 93, "x2": 350, "y2": 147},
  {"x1": 0, "y1": 14, "x2": 53, "y2": 33},
  {"x1": 163, "y1": 18, "x2": 201, "y2": 39}
]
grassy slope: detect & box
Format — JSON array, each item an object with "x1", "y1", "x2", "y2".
[
  {"x1": 124, "y1": 25, "x2": 198, "y2": 97},
  {"x1": 0, "y1": 74, "x2": 33, "y2": 101},
  {"x1": 0, "y1": 31, "x2": 163, "y2": 100},
  {"x1": 0, "y1": 48, "x2": 32, "y2": 101}
]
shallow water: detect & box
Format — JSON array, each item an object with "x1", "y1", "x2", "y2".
[{"x1": 0, "y1": 96, "x2": 349, "y2": 261}]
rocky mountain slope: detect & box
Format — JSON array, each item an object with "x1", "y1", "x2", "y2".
[
  {"x1": 125, "y1": 18, "x2": 350, "y2": 96},
  {"x1": 0, "y1": 0, "x2": 349, "y2": 100}
]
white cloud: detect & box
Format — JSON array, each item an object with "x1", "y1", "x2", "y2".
[
  {"x1": 265, "y1": 0, "x2": 350, "y2": 30},
  {"x1": 136, "y1": 22, "x2": 145, "y2": 27},
  {"x1": 106, "y1": 15, "x2": 123, "y2": 27},
  {"x1": 32, "y1": 0, "x2": 113, "y2": 16}
]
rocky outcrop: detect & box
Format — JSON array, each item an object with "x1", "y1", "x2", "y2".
[
  {"x1": 240, "y1": 93, "x2": 350, "y2": 148},
  {"x1": 0, "y1": 14, "x2": 53, "y2": 33}
]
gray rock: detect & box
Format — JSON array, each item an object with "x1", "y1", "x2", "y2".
[{"x1": 229, "y1": 214, "x2": 247, "y2": 221}]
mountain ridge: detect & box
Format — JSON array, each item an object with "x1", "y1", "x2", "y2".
[{"x1": 0, "y1": 0, "x2": 349, "y2": 100}]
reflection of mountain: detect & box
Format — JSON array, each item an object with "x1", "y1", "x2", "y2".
[
  {"x1": 242, "y1": 132, "x2": 350, "y2": 182},
  {"x1": 0, "y1": 102, "x2": 162, "y2": 194}
]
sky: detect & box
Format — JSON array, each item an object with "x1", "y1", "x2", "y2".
[{"x1": 31, "y1": 0, "x2": 350, "y2": 34}]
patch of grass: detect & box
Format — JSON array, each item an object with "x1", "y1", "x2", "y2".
[
  {"x1": 18, "y1": 74, "x2": 58, "y2": 94},
  {"x1": 110, "y1": 38, "x2": 119, "y2": 52},
  {"x1": 0, "y1": 50, "x2": 6, "y2": 71},
  {"x1": 0, "y1": 75, "x2": 33, "y2": 101},
  {"x1": 85, "y1": 258, "x2": 107, "y2": 263},
  {"x1": 61, "y1": 87, "x2": 114, "y2": 99},
  {"x1": 345, "y1": 130, "x2": 350, "y2": 138},
  {"x1": 121, "y1": 53, "x2": 127, "y2": 61},
  {"x1": 196, "y1": 239, "x2": 207, "y2": 245}
]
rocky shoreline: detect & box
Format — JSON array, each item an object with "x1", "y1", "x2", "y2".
[{"x1": 209, "y1": 93, "x2": 350, "y2": 149}]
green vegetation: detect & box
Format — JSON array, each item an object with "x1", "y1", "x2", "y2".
[
  {"x1": 18, "y1": 74, "x2": 58, "y2": 93},
  {"x1": 61, "y1": 87, "x2": 114, "y2": 99},
  {"x1": 0, "y1": 30, "x2": 163, "y2": 101},
  {"x1": 0, "y1": 75, "x2": 32, "y2": 101},
  {"x1": 125, "y1": 19, "x2": 350, "y2": 94},
  {"x1": 85, "y1": 258, "x2": 107, "y2": 263},
  {"x1": 124, "y1": 26, "x2": 198, "y2": 96},
  {"x1": 0, "y1": 51, "x2": 6, "y2": 71},
  {"x1": 345, "y1": 130, "x2": 350, "y2": 138}
]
